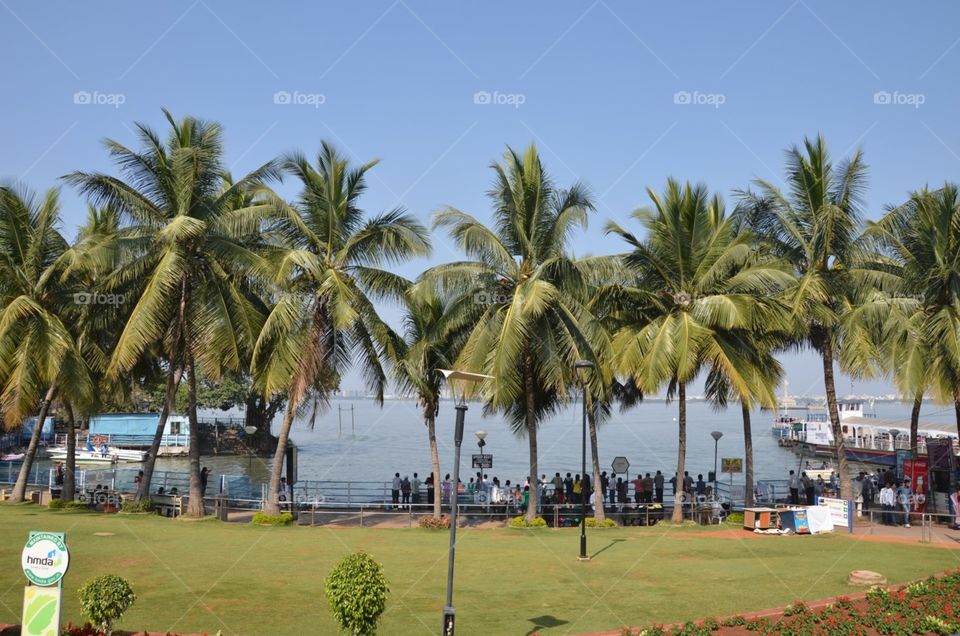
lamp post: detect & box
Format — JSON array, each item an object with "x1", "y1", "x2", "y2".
[
  {"x1": 575, "y1": 360, "x2": 595, "y2": 561},
  {"x1": 711, "y1": 431, "x2": 723, "y2": 496},
  {"x1": 243, "y1": 425, "x2": 257, "y2": 495},
  {"x1": 438, "y1": 369, "x2": 493, "y2": 636},
  {"x1": 889, "y1": 428, "x2": 899, "y2": 452}
]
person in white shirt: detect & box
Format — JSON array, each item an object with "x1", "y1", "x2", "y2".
[
  {"x1": 879, "y1": 483, "x2": 896, "y2": 525},
  {"x1": 788, "y1": 470, "x2": 800, "y2": 505}
]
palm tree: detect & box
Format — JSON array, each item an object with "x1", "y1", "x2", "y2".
[
  {"x1": 607, "y1": 179, "x2": 792, "y2": 522},
  {"x1": 868, "y1": 184, "x2": 960, "y2": 445},
  {"x1": 64, "y1": 110, "x2": 279, "y2": 516},
  {"x1": 735, "y1": 135, "x2": 874, "y2": 500},
  {"x1": 0, "y1": 185, "x2": 93, "y2": 502},
  {"x1": 253, "y1": 142, "x2": 430, "y2": 515},
  {"x1": 394, "y1": 289, "x2": 473, "y2": 518},
  {"x1": 426, "y1": 144, "x2": 600, "y2": 521}
]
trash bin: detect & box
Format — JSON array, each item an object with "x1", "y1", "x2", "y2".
[{"x1": 215, "y1": 496, "x2": 228, "y2": 521}]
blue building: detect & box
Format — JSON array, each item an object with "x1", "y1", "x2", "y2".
[{"x1": 87, "y1": 413, "x2": 190, "y2": 455}]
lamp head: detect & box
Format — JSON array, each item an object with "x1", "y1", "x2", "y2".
[
  {"x1": 710, "y1": 431, "x2": 724, "y2": 442},
  {"x1": 244, "y1": 426, "x2": 258, "y2": 435},
  {"x1": 475, "y1": 430, "x2": 487, "y2": 441}
]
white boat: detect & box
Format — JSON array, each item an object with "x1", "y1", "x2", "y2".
[
  {"x1": 1, "y1": 452, "x2": 24, "y2": 461},
  {"x1": 46, "y1": 446, "x2": 146, "y2": 463}
]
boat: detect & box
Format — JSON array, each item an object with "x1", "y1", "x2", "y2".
[
  {"x1": 0, "y1": 452, "x2": 24, "y2": 461},
  {"x1": 45, "y1": 445, "x2": 146, "y2": 463},
  {"x1": 778, "y1": 399, "x2": 960, "y2": 466}
]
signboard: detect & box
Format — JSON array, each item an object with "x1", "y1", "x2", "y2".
[
  {"x1": 611, "y1": 456, "x2": 630, "y2": 474},
  {"x1": 721, "y1": 458, "x2": 743, "y2": 473},
  {"x1": 21, "y1": 585, "x2": 62, "y2": 636},
  {"x1": 895, "y1": 449, "x2": 910, "y2": 480},
  {"x1": 471, "y1": 454, "x2": 492, "y2": 469},
  {"x1": 927, "y1": 439, "x2": 955, "y2": 471},
  {"x1": 817, "y1": 497, "x2": 854, "y2": 533},
  {"x1": 21, "y1": 532, "x2": 69, "y2": 587},
  {"x1": 904, "y1": 457, "x2": 929, "y2": 512}
]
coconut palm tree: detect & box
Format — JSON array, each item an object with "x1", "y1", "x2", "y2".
[
  {"x1": 607, "y1": 179, "x2": 793, "y2": 522},
  {"x1": 867, "y1": 184, "x2": 960, "y2": 445},
  {"x1": 425, "y1": 144, "x2": 600, "y2": 521},
  {"x1": 394, "y1": 288, "x2": 475, "y2": 518},
  {"x1": 64, "y1": 110, "x2": 279, "y2": 516},
  {"x1": 734, "y1": 135, "x2": 874, "y2": 500},
  {"x1": 0, "y1": 185, "x2": 93, "y2": 502},
  {"x1": 253, "y1": 142, "x2": 430, "y2": 515}
]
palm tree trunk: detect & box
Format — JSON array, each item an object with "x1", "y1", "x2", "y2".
[
  {"x1": 671, "y1": 381, "x2": 686, "y2": 524},
  {"x1": 910, "y1": 394, "x2": 921, "y2": 460},
  {"x1": 62, "y1": 402, "x2": 76, "y2": 503},
  {"x1": 264, "y1": 398, "x2": 297, "y2": 515},
  {"x1": 821, "y1": 337, "x2": 852, "y2": 500},
  {"x1": 587, "y1": 394, "x2": 604, "y2": 522},
  {"x1": 524, "y1": 354, "x2": 539, "y2": 522},
  {"x1": 11, "y1": 385, "x2": 57, "y2": 502},
  {"x1": 426, "y1": 409, "x2": 442, "y2": 519},
  {"x1": 742, "y1": 402, "x2": 754, "y2": 508},
  {"x1": 136, "y1": 366, "x2": 182, "y2": 501},
  {"x1": 185, "y1": 356, "x2": 204, "y2": 518},
  {"x1": 953, "y1": 388, "x2": 960, "y2": 444}
]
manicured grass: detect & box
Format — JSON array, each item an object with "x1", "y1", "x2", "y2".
[{"x1": 0, "y1": 505, "x2": 952, "y2": 635}]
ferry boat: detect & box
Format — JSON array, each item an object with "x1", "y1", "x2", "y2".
[
  {"x1": 776, "y1": 399, "x2": 959, "y2": 466},
  {"x1": 46, "y1": 441, "x2": 147, "y2": 464}
]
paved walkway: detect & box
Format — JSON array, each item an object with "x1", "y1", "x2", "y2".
[{"x1": 851, "y1": 516, "x2": 960, "y2": 548}]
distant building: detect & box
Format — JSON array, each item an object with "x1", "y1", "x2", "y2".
[{"x1": 21, "y1": 416, "x2": 54, "y2": 443}]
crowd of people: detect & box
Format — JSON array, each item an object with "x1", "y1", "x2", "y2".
[{"x1": 387, "y1": 466, "x2": 723, "y2": 512}]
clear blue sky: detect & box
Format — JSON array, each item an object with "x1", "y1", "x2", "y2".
[{"x1": 2, "y1": 1, "x2": 959, "y2": 397}]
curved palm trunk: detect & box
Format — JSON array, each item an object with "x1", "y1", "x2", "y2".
[
  {"x1": 953, "y1": 388, "x2": 960, "y2": 443},
  {"x1": 11, "y1": 385, "x2": 57, "y2": 502},
  {"x1": 264, "y1": 398, "x2": 296, "y2": 515},
  {"x1": 524, "y1": 355, "x2": 539, "y2": 522},
  {"x1": 62, "y1": 403, "x2": 76, "y2": 503},
  {"x1": 425, "y1": 408, "x2": 442, "y2": 519},
  {"x1": 587, "y1": 394, "x2": 604, "y2": 522},
  {"x1": 910, "y1": 394, "x2": 922, "y2": 460},
  {"x1": 821, "y1": 338, "x2": 852, "y2": 500},
  {"x1": 136, "y1": 366, "x2": 182, "y2": 501},
  {"x1": 185, "y1": 357, "x2": 205, "y2": 518},
  {"x1": 671, "y1": 382, "x2": 687, "y2": 524},
  {"x1": 742, "y1": 402, "x2": 754, "y2": 508}
]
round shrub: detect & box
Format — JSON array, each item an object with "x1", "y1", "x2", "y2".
[
  {"x1": 77, "y1": 574, "x2": 136, "y2": 635},
  {"x1": 251, "y1": 511, "x2": 294, "y2": 526},
  {"x1": 417, "y1": 515, "x2": 451, "y2": 529},
  {"x1": 325, "y1": 552, "x2": 389, "y2": 635},
  {"x1": 725, "y1": 511, "x2": 744, "y2": 525},
  {"x1": 120, "y1": 498, "x2": 154, "y2": 513},
  {"x1": 47, "y1": 499, "x2": 65, "y2": 509},
  {"x1": 508, "y1": 515, "x2": 547, "y2": 528},
  {"x1": 585, "y1": 516, "x2": 617, "y2": 528}
]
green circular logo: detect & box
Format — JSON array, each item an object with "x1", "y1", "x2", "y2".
[{"x1": 21, "y1": 533, "x2": 69, "y2": 586}]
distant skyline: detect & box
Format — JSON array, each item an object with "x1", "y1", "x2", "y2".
[{"x1": 3, "y1": 2, "x2": 959, "y2": 395}]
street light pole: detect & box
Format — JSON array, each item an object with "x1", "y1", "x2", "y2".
[
  {"x1": 575, "y1": 360, "x2": 594, "y2": 561},
  {"x1": 711, "y1": 431, "x2": 723, "y2": 496},
  {"x1": 443, "y1": 403, "x2": 466, "y2": 635}
]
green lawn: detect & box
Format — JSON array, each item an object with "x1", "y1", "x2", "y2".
[{"x1": 0, "y1": 505, "x2": 953, "y2": 635}]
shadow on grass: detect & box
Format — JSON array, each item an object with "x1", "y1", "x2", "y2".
[
  {"x1": 591, "y1": 538, "x2": 626, "y2": 559},
  {"x1": 526, "y1": 614, "x2": 568, "y2": 634}
]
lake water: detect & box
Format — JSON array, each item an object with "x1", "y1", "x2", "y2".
[{"x1": 149, "y1": 397, "x2": 959, "y2": 485}]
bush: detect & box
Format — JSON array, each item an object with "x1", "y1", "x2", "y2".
[
  {"x1": 725, "y1": 511, "x2": 744, "y2": 525},
  {"x1": 120, "y1": 499, "x2": 154, "y2": 513},
  {"x1": 48, "y1": 498, "x2": 65, "y2": 509},
  {"x1": 417, "y1": 515, "x2": 450, "y2": 529},
  {"x1": 585, "y1": 516, "x2": 617, "y2": 528},
  {"x1": 77, "y1": 575, "x2": 136, "y2": 635},
  {"x1": 508, "y1": 515, "x2": 547, "y2": 528},
  {"x1": 251, "y1": 511, "x2": 294, "y2": 526},
  {"x1": 325, "y1": 552, "x2": 389, "y2": 635},
  {"x1": 64, "y1": 500, "x2": 89, "y2": 510}
]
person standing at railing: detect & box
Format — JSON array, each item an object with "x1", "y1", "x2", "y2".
[
  {"x1": 879, "y1": 482, "x2": 896, "y2": 525},
  {"x1": 896, "y1": 480, "x2": 912, "y2": 528},
  {"x1": 654, "y1": 471, "x2": 664, "y2": 504},
  {"x1": 391, "y1": 473, "x2": 401, "y2": 506},
  {"x1": 788, "y1": 470, "x2": 800, "y2": 505},
  {"x1": 401, "y1": 476, "x2": 411, "y2": 506},
  {"x1": 411, "y1": 473, "x2": 421, "y2": 505}
]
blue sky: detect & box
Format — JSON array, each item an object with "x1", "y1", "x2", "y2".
[{"x1": 2, "y1": 1, "x2": 959, "y2": 397}]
